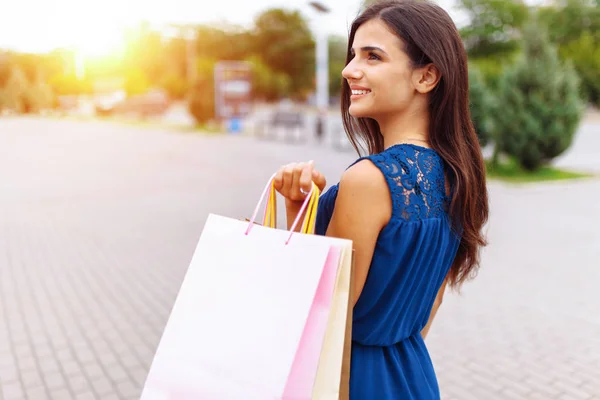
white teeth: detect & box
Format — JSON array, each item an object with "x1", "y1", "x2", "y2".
[{"x1": 352, "y1": 90, "x2": 370, "y2": 95}]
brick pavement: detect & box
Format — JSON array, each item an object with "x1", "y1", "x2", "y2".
[
  {"x1": 0, "y1": 117, "x2": 599, "y2": 399},
  {"x1": 427, "y1": 178, "x2": 600, "y2": 400}
]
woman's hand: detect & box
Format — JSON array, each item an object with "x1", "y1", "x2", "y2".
[
  {"x1": 274, "y1": 161, "x2": 327, "y2": 231},
  {"x1": 273, "y1": 160, "x2": 327, "y2": 204}
]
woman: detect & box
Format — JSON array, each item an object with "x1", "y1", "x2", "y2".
[{"x1": 274, "y1": 0, "x2": 489, "y2": 398}]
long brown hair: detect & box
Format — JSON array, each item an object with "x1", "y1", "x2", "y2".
[{"x1": 341, "y1": 0, "x2": 489, "y2": 290}]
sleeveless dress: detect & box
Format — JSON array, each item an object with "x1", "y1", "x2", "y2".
[{"x1": 315, "y1": 144, "x2": 461, "y2": 399}]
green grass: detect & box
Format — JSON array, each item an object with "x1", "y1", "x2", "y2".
[
  {"x1": 178, "y1": 122, "x2": 224, "y2": 134},
  {"x1": 485, "y1": 158, "x2": 592, "y2": 183}
]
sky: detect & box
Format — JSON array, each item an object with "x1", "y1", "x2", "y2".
[{"x1": 0, "y1": 0, "x2": 468, "y2": 54}]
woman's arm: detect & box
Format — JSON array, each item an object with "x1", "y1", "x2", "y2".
[{"x1": 325, "y1": 160, "x2": 391, "y2": 306}]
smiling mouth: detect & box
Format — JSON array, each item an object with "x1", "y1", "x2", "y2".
[{"x1": 351, "y1": 89, "x2": 371, "y2": 96}]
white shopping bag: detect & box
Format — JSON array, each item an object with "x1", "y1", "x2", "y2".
[{"x1": 141, "y1": 174, "x2": 353, "y2": 400}]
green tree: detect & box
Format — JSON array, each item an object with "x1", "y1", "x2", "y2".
[
  {"x1": 47, "y1": 73, "x2": 93, "y2": 96},
  {"x1": 360, "y1": 0, "x2": 379, "y2": 9},
  {"x1": 23, "y1": 82, "x2": 55, "y2": 113},
  {"x1": 160, "y1": 72, "x2": 188, "y2": 100},
  {"x1": 538, "y1": 0, "x2": 600, "y2": 104},
  {"x1": 459, "y1": 0, "x2": 530, "y2": 58},
  {"x1": 195, "y1": 25, "x2": 256, "y2": 62},
  {"x1": 560, "y1": 32, "x2": 600, "y2": 104},
  {"x1": 245, "y1": 55, "x2": 291, "y2": 101},
  {"x1": 41, "y1": 50, "x2": 71, "y2": 80},
  {"x1": 0, "y1": 56, "x2": 11, "y2": 88},
  {"x1": 124, "y1": 67, "x2": 150, "y2": 96},
  {"x1": 468, "y1": 65, "x2": 495, "y2": 147},
  {"x1": 493, "y1": 21, "x2": 584, "y2": 170},
  {"x1": 328, "y1": 35, "x2": 348, "y2": 98},
  {"x1": 188, "y1": 58, "x2": 216, "y2": 125},
  {"x1": 253, "y1": 9, "x2": 315, "y2": 95},
  {"x1": 162, "y1": 37, "x2": 188, "y2": 79},
  {"x1": 0, "y1": 67, "x2": 28, "y2": 112},
  {"x1": 538, "y1": 0, "x2": 600, "y2": 45},
  {"x1": 122, "y1": 23, "x2": 168, "y2": 85},
  {"x1": 11, "y1": 53, "x2": 42, "y2": 82}
]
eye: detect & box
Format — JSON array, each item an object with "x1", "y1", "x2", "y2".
[{"x1": 368, "y1": 51, "x2": 381, "y2": 61}]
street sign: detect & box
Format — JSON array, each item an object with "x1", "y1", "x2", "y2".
[{"x1": 214, "y1": 61, "x2": 252, "y2": 122}]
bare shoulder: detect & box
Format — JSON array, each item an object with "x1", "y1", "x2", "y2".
[
  {"x1": 336, "y1": 159, "x2": 391, "y2": 226},
  {"x1": 339, "y1": 158, "x2": 387, "y2": 193}
]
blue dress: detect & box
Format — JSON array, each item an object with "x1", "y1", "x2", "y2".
[{"x1": 315, "y1": 144, "x2": 461, "y2": 399}]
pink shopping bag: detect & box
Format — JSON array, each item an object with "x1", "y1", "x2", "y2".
[{"x1": 282, "y1": 246, "x2": 341, "y2": 399}]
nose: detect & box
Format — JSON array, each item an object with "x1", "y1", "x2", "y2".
[{"x1": 342, "y1": 60, "x2": 363, "y2": 81}]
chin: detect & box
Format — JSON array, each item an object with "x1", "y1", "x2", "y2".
[{"x1": 348, "y1": 104, "x2": 372, "y2": 119}]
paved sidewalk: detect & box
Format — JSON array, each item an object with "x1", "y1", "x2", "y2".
[
  {"x1": 428, "y1": 179, "x2": 600, "y2": 400},
  {"x1": 1, "y1": 117, "x2": 599, "y2": 399}
]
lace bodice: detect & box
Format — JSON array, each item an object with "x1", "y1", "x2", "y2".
[{"x1": 364, "y1": 144, "x2": 449, "y2": 222}]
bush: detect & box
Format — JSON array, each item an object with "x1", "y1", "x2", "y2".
[
  {"x1": 188, "y1": 86, "x2": 214, "y2": 125},
  {"x1": 468, "y1": 65, "x2": 496, "y2": 147},
  {"x1": 23, "y1": 82, "x2": 55, "y2": 113},
  {"x1": 493, "y1": 21, "x2": 584, "y2": 171},
  {"x1": 160, "y1": 73, "x2": 188, "y2": 100},
  {"x1": 188, "y1": 58, "x2": 216, "y2": 125},
  {"x1": 469, "y1": 51, "x2": 519, "y2": 89},
  {"x1": 0, "y1": 67, "x2": 28, "y2": 113}
]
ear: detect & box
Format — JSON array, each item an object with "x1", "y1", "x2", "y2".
[{"x1": 412, "y1": 64, "x2": 441, "y2": 94}]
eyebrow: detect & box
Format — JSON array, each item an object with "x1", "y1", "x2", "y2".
[{"x1": 350, "y1": 46, "x2": 388, "y2": 55}]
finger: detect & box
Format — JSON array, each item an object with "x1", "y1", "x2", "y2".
[
  {"x1": 273, "y1": 167, "x2": 285, "y2": 190},
  {"x1": 281, "y1": 163, "x2": 295, "y2": 193},
  {"x1": 312, "y1": 170, "x2": 327, "y2": 192},
  {"x1": 291, "y1": 162, "x2": 305, "y2": 198},
  {"x1": 299, "y1": 162, "x2": 313, "y2": 194}
]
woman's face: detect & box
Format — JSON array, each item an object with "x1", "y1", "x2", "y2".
[{"x1": 342, "y1": 19, "x2": 420, "y2": 119}]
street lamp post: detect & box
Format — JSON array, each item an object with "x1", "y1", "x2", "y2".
[{"x1": 309, "y1": 1, "x2": 330, "y2": 143}]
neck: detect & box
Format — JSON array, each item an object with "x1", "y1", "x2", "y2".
[{"x1": 376, "y1": 107, "x2": 430, "y2": 149}]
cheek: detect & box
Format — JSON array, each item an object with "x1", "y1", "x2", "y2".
[{"x1": 375, "y1": 73, "x2": 413, "y2": 108}]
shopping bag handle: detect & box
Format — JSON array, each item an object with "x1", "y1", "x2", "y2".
[
  {"x1": 262, "y1": 176, "x2": 319, "y2": 235},
  {"x1": 245, "y1": 172, "x2": 320, "y2": 244}
]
